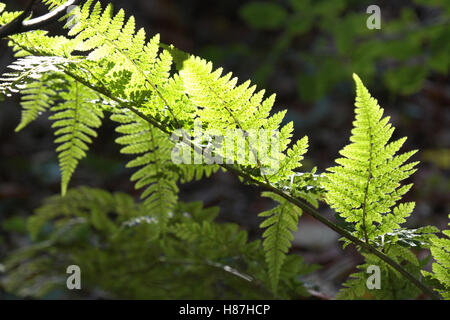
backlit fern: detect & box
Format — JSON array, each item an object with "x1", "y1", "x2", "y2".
[
  {"x1": 0, "y1": 0, "x2": 447, "y2": 300},
  {"x1": 50, "y1": 76, "x2": 103, "y2": 195},
  {"x1": 258, "y1": 192, "x2": 303, "y2": 293},
  {"x1": 1, "y1": 187, "x2": 314, "y2": 299}
]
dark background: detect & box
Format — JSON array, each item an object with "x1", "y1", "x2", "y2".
[{"x1": 0, "y1": 0, "x2": 449, "y2": 297}]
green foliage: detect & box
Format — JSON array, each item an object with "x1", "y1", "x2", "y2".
[
  {"x1": 239, "y1": 2, "x2": 288, "y2": 30},
  {"x1": 0, "y1": 0, "x2": 448, "y2": 300},
  {"x1": 1, "y1": 187, "x2": 315, "y2": 299},
  {"x1": 177, "y1": 54, "x2": 310, "y2": 184},
  {"x1": 50, "y1": 77, "x2": 104, "y2": 195},
  {"x1": 0, "y1": 0, "x2": 314, "y2": 297},
  {"x1": 42, "y1": 0, "x2": 67, "y2": 10},
  {"x1": 422, "y1": 215, "x2": 450, "y2": 299},
  {"x1": 324, "y1": 74, "x2": 419, "y2": 243},
  {"x1": 337, "y1": 245, "x2": 426, "y2": 299},
  {"x1": 112, "y1": 109, "x2": 187, "y2": 223},
  {"x1": 258, "y1": 192, "x2": 303, "y2": 293},
  {"x1": 0, "y1": 3, "x2": 20, "y2": 25},
  {"x1": 0, "y1": 58, "x2": 103, "y2": 195},
  {"x1": 4, "y1": 0, "x2": 310, "y2": 189},
  {"x1": 14, "y1": 73, "x2": 58, "y2": 132},
  {"x1": 236, "y1": 0, "x2": 450, "y2": 101},
  {"x1": 323, "y1": 75, "x2": 445, "y2": 299}
]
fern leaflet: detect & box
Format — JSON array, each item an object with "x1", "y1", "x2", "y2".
[{"x1": 49, "y1": 77, "x2": 103, "y2": 195}]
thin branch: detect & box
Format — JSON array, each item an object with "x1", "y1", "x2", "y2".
[{"x1": 0, "y1": 0, "x2": 81, "y2": 38}]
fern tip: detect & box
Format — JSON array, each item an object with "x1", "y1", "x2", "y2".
[{"x1": 352, "y1": 73, "x2": 361, "y2": 83}]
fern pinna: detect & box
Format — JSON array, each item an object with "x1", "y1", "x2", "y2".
[
  {"x1": 422, "y1": 215, "x2": 450, "y2": 299},
  {"x1": 0, "y1": 0, "x2": 447, "y2": 300}
]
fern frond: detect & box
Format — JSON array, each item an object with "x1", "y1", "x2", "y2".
[
  {"x1": 422, "y1": 215, "x2": 450, "y2": 299},
  {"x1": 63, "y1": 0, "x2": 189, "y2": 127},
  {"x1": 0, "y1": 56, "x2": 71, "y2": 95},
  {"x1": 49, "y1": 77, "x2": 103, "y2": 195},
  {"x1": 0, "y1": 57, "x2": 102, "y2": 195},
  {"x1": 0, "y1": 4, "x2": 21, "y2": 26},
  {"x1": 42, "y1": 0, "x2": 67, "y2": 10},
  {"x1": 28, "y1": 186, "x2": 119, "y2": 239},
  {"x1": 323, "y1": 74, "x2": 419, "y2": 243},
  {"x1": 180, "y1": 55, "x2": 278, "y2": 133},
  {"x1": 111, "y1": 110, "x2": 178, "y2": 221},
  {"x1": 273, "y1": 136, "x2": 309, "y2": 180},
  {"x1": 68, "y1": 1, "x2": 170, "y2": 97},
  {"x1": 15, "y1": 73, "x2": 61, "y2": 132},
  {"x1": 259, "y1": 191, "x2": 302, "y2": 293}
]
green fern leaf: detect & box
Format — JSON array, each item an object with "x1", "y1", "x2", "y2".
[
  {"x1": 259, "y1": 191, "x2": 302, "y2": 293},
  {"x1": 323, "y1": 74, "x2": 419, "y2": 243},
  {"x1": 14, "y1": 74, "x2": 63, "y2": 132},
  {"x1": 179, "y1": 55, "x2": 305, "y2": 181},
  {"x1": 112, "y1": 110, "x2": 178, "y2": 221}
]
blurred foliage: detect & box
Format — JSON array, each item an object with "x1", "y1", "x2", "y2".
[
  {"x1": 240, "y1": 2, "x2": 288, "y2": 30},
  {"x1": 0, "y1": 187, "x2": 318, "y2": 299},
  {"x1": 231, "y1": 0, "x2": 450, "y2": 102}
]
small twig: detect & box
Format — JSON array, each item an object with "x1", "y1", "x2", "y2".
[{"x1": 0, "y1": 0, "x2": 81, "y2": 38}]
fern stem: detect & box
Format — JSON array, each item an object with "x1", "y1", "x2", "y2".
[
  {"x1": 64, "y1": 70, "x2": 167, "y2": 132},
  {"x1": 361, "y1": 138, "x2": 374, "y2": 245},
  {"x1": 153, "y1": 257, "x2": 278, "y2": 299}
]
